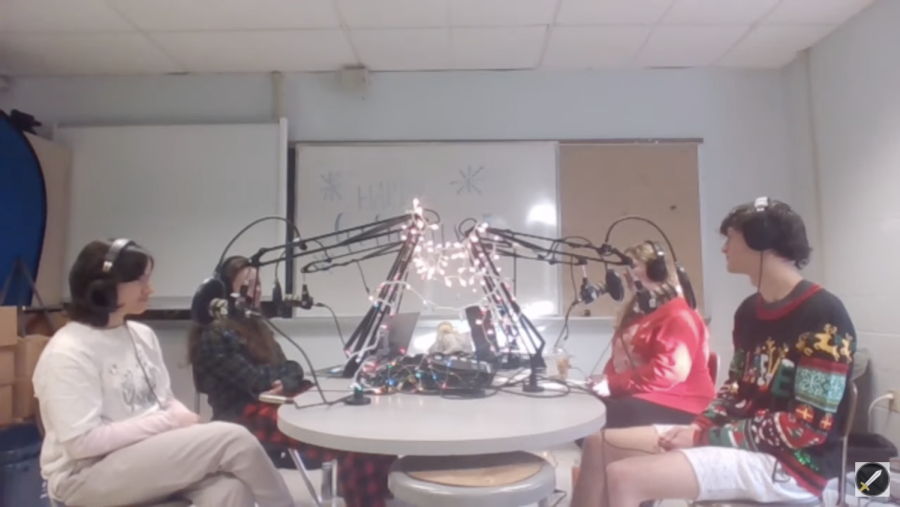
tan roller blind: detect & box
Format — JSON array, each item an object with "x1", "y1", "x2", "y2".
[{"x1": 558, "y1": 142, "x2": 704, "y2": 318}]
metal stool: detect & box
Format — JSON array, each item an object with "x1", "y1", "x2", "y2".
[
  {"x1": 388, "y1": 452, "x2": 556, "y2": 507},
  {"x1": 692, "y1": 383, "x2": 858, "y2": 507}
]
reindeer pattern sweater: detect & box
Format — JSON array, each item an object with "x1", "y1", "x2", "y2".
[{"x1": 693, "y1": 282, "x2": 856, "y2": 496}]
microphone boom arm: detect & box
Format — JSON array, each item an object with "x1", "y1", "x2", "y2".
[
  {"x1": 462, "y1": 223, "x2": 633, "y2": 382},
  {"x1": 246, "y1": 206, "x2": 435, "y2": 378}
]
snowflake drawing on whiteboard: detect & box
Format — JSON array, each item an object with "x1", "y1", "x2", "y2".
[
  {"x1": 320, "y1": 171, "x2": 343, "y2": 201},
  {"x1": 451, "y1": 165, "x2": 484, "y2": 195}
]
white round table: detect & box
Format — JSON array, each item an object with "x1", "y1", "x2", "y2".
[{"x1": 277, "y1": 377, "x2": 606, "y2": 456}]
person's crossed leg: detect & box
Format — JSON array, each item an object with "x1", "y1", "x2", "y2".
[{"x1": 570, "y1": 425, "x2": 816, "y2": 507}]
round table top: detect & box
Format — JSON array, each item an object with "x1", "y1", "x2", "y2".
[{"x1": 277, "y1": 376, "x2": 606, "y2": 456}]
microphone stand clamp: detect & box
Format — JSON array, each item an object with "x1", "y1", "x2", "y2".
[{"x1": 522, "y1": 355, "x2": 545, "y2": 393}]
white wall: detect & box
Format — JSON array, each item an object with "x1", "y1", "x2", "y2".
[
  {"x1": 801, "y1": 0, "x2": 900, "y2": 445},
  {"x1": 0, "y1": 68, "x2": 808, "y2": 368}
]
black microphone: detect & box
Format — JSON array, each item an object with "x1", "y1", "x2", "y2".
[
  {"x1": 272, "y1": 279, "x2": 283, "y2": 310},
  {"x1": 605, "y1": 269, "x2": 625, "y2": 302},
  {"x1": 191, "y1": 277, "x2": 227, "y2": 326},
  {"x1": 272, "y1": 279, "x2": 285, "y2": 316},
  {"x1": 579, "y1": 267, "x2": 625, "y2": 304},
  {"x1": 299, "y1": 283, "x2": 314, "y2": 310}
]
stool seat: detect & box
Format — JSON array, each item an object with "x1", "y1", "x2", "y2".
[{"x1": 388, "y1": 452, "x2": 556, "y2": 507}]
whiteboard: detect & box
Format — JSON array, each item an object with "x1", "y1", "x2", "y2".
[
  {"x1": 295, "y1": 142, "x2": 560, "y2": 317},
  {"x1": 57, "y1": 121, "x2": 288, "y2": 308}
]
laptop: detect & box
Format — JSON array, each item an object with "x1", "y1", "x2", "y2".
[{"x1": 382, "y1": 312, "x2": 420, "y2": 356}]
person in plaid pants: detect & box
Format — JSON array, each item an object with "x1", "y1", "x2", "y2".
[{"x1": 188, "y1": 256, "x2": 396, "y2": 507}]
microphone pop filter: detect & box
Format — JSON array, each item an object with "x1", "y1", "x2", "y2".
[
  {"x1": 191, "y1": 277, "x2": 227, "y2": 326},
  {"x1": 605, "y1": 269, "x2": 625, "y2": 302}
]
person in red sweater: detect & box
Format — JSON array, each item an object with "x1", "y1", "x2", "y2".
[
  {"x1": 588, "y1": 240, "x2": 716, "y2": 429},
  {"x1": 570, "y1": 198, "x2": 856, "y2": 507}
]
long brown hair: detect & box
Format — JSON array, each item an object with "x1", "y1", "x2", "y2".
[
  {"x1": 187, "y1": 256, "x2": 283, "y2": 366},
  {"x1": 614, "y1": 241, "x2": 682, "y2": 332}
]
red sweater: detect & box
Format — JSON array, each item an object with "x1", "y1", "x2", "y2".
[{"x1": 603, "y1": 297, "x2": 716, "y2": 415}]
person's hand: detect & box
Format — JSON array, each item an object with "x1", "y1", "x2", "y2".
[
  {"x1": 264, "y1": 381, "x2": 284, "y2": 396},
  {"x1": 166, "y1": 403, "x2": 201, "y2": 428},
  {"x1": 658, "y1": 425, "x2": 699, "y2": 451},
  {"x1": 588, "y1": 375, "x2": 610, "y2": 397}
]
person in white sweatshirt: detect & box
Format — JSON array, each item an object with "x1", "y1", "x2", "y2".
[{"x1": 33, "y1": 238, "x2": 296, "y2": 507}]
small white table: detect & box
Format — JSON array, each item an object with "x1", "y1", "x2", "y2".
[{"x1": 277, "y1": 377, "x2": 606, "y2": 456}]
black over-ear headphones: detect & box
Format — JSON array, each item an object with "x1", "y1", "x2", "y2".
[
  {"x1": 741, "y1": 196, "x2": 777, "y2": 252},
  {"x1": 640, "y1": 239, "x2": 697, "y2": 310},
  {"x1": 215, "y1": 255, "x2": 251, "y2": 317},
  {"x1": 643, "y1": 240, "x2": 669, "y2": 283},
  {"x1": 88, "y1": 238, "x2": 135, "y2": 311}
]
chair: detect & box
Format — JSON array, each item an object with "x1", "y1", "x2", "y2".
[
  {"x1": 387, "y1": 452, "x2": 557, "y2": 507},
  {"x1": 708, "y1": 352, "x2": 720, "y2": 384},
  {"x1": 692, "y1": 382, "x2": 858, "y2": 507}
]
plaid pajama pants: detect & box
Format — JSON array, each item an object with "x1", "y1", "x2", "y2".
[{"x1": 240, "y1": 401, "x2": 396, "y2": 507}]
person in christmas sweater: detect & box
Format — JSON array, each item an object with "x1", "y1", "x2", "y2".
[{"x1": 570, "y1": 198, "x2": 856, "y2": 507}]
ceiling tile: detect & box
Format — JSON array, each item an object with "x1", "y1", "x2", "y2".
[
  {"x1": 0, "y1": 33, "x2": 181, "y2": 76},
  {"x1": 149, "y1": 30, "x2": 356, "y2": 72},
  {"x1": 556, "y1": 0, "x2": 673, "y2": 26},
  {"x1": 452, "y1": 27, "x2": 546, "y2": 69},
  {"x1": 542, "y1": 26, "x2": 650, "y2": 68},
  {"x1": 636, "y1": 25, "x2": 748, "y2": 67},
  {"x1": 105, "y1": 0, "x2": 340, "y2": 31},
  {"x1": 718, "y1": 24, "x2": 834, "y2": 68},
  {"x1": 0, "y1": 0, "x2": 133, "y2": 33},
  {"x1": 450, "y1": 0, "x2": 557, "y2": 26},
  {"x1": 663, "y1": 0, "x2": 779, "y2": 25},
  {"x1": 337, "y1": 0, "x2": 448, "y2": 28},
  {"x1": 765, "y1": 0, "x2": 873, "y2": 24},
  {"x1": 351, "y1": 29, "x2": 451, "y2": 70}
]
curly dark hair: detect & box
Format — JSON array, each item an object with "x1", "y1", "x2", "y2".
[{"x1": 719, "y1": 199, "x2": 812, "y2": 269}]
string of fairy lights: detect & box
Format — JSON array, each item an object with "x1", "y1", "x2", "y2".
[{"x1": 362, "y1": 201, "x2": 531, "y2": 353}]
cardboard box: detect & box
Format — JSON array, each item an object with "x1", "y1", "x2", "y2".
[
  {"x1": 0, "y1": 346, "x2": 14, "y2": 386},
  {"x1": 12, "y1": 377, "x2": 35, "y2": 419},
  {"x1": 15, "y1": 334, "x2": 50, "y2": 379},
  {"x1": 0, "y1": 306, "x2": 17, "y2": 347},
  {"x1": 0, "y1": 385, "x2": 12, "y2": 426}
]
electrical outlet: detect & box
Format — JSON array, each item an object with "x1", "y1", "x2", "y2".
[{"x1": 890, "y1": 390, "x2": 900, "y2": 412}]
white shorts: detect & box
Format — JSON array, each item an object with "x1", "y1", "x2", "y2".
[{"x1": 653, "y1": 425, "x2": 818, "y2": 503}]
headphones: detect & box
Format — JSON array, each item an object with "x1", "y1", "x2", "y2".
[
  {"x1": 643, "y1": 240, "x2": 669, "y2": 283},
  {"x1": 215, "y1": 255, "x2": 255, "y2": 317},
  {"x1": 638, "y1": 239, "x2": 697, "y2": 310},
  {"x1": 88, "y1": 238, "x2": 136, "y2": 311},
  {"x1": 741, "y1": 196, "x2": 777, "y2": 252}
]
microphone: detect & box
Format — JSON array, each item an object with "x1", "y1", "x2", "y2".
[
  {"x1": 298, "y1": 283, "x2": 314, "y2": 310},
  {"x1": 272, "y1": 279, "x2": 284, "y2": 312},
  {"x1": 191, "y1": 277, "x2": 227, "y2": 326},
  {"x1": 605, "y1": 269, "x2": 625, "y2": 302},
  {"x1": 579, "y1": 267, "x2": 625, "y2": 304}
]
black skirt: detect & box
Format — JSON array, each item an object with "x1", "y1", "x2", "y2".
[
  {"x1": 576, "y1": 396, "x2": 697, "y2": 447},
  {"x1": 602, "y1": 395, "x2": 697, "y2": 428}
]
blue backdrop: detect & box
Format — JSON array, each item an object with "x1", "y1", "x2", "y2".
[{"x1": 0, "y1": 112, "x2": 48, "y2": 306}]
